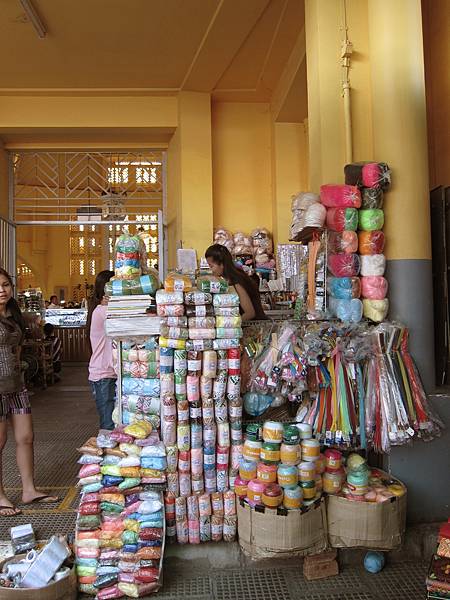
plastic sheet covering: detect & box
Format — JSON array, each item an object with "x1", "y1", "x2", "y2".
[
  {"x1": 291, "y1": 191, "x2": 320, "y2": 211},
  {"x1": 326, "y1": 208, "x2": 358, "y2": 232},
  {"x1": 362, "y1": 298, "x2": 389, "y2": 322},
  {"x1": 358, "y1": 231, "x2": 386, "y2": 255},
  {"x1": 327, "y1": 231, "x2": 358, "y2": 254},
  {"x1": 327, "y1": 276, "x2": 361, "y2": 299},
  {"x1": 232, "y1": 232, "x2": 253, "y2": 257},
  {"x1": 328, "y1": 297, "x2": 363, "y2": 323},
  {"x1": 214, "y1": 227, "x2": 234, "y2": 253},
  {"x1": 360, "y1": 276, "x2": 388, "y2": 300},
  {"x1": 358, "y1": 209, "x2": 385, "y2": 231},
  {"x1": 328, "y1": 253, "x2": 360, "y2": 277},
  {"x1": 251, "y1": 228, "x2": 273, "y2": 254},
  {"x1": 361, "y1": 186, "x2": 384, "y2": 209},
  {"x1": 320, "y1": 184, "x2": 362, "y2": 208},
  {"x1": 105, "y1": 272, "x2": 160, "y2": 297},
  {"x1": 114, "y1": 232, "x2": 148, "y2": 280},
  {"x1": 360, "y1": 254, "x2": 386, "y2": 276}
]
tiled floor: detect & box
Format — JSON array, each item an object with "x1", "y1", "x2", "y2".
[{"x1": 0, "y1": 366, "x2": 429, "y2": 599}]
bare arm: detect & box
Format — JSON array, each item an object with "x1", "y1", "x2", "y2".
[{"x1": 235, "y1": 283, "x2": 256, "y2": 322}]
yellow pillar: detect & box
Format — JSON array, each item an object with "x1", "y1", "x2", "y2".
[
  {"x1": 305, "y1": 0, "x2": 346, "y2": 191},
  {"x1": 167, "y1": 92, "x2": 214, "y2": 269}
]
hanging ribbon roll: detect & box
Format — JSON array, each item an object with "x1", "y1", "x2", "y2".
[{"x1": 320, "y1": 184, "x2": 362, "y2": 208}]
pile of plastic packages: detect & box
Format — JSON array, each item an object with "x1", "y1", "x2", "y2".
[
  {"x1": 322, "y1": 162, "x2": 390, "y2": 323},
  {"x1": 156, "y1": 272, "x2": 242, "y2": 543},
  {"x1": 243, "y1": 320, "x2": 443, "y2": 453},
  {"x1": 213, "y1": 227, "x2": 276, "y2": 274},
  {"x1": 75, "y1": 424, "x2": 166, "y2": 598}
]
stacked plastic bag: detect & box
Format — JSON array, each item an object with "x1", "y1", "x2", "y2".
[
  {"x1": 213, "y1": 228, "x2": 234, "y2": 253},
  {"x1": 344, "y1": 162, "x2": 390, "y2": 322},
  {"x1": 290, "y1": 192, "x2": 326, "y2": 240},
  {"x1": 251, "y1": 228, "x2": 276, "y2": 270},
  {"x1": 118, "y1": 339, "x2": 161, "y2": 429},
  {"x1": 157, "y1": 276, "x2": 242, "y2": 544},
  {"x1": 320, "y1": 184, "x2": 363, "y2": 322},
  {"x1": 75, "y1": 425, "x2": 166, "y2": 598}
]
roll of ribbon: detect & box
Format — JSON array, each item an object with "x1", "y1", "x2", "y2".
[
  {"x1": 328, "y1": 253, "x2": 360, "y2": 277},
  {"x1": 320, "y1": 184, "x2": 361, "y2": 208},
  {"x1": 360, "y1": 276, "x2": 388, "y2": 300}
]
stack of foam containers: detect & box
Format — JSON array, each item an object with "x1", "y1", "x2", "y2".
[
  {"x1": 344, "y1": 163, "x2": 390, "y2": 323},
  {"x1": 75, "y1": 425, "x2": 166, "y2": 598},
  {"x1": 320, "y1": 184, "x2": 363, "y2": 322},
  {"x1": 159, "y1": 277, "x2": 241, "y2": 544}
]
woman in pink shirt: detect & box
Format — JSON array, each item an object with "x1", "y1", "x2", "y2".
[{"x1": 87, "y1": 270, "x2": 116, "y2": 430}]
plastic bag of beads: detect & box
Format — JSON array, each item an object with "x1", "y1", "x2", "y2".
[
  {"x1": 184, "y1": 291, "x2": 213, "y2": 306},
  {"x1": 358, "y1": 209, "x2": 384, "y2": 231},
  {"x1": 362, "y1": 298, "x2": 389, "y2": 322},
  {"x1": 360, "y1": 276, "x2": 388, "y2": 300},
  {"x1": 327, "y1": 230, "x2": 358, "y2": 254},
  {"x1": 197, "y1": 275, "x2": 228, "y2": 294},
  {"x1": 326, "y1": 207, "x2": 358, "y2": 232},
  {"x1": 328, "y1": 253, "x2": 360, "y2": 277},
  {"x1": 320, "y1": 184, "x2": 361, "y2": 208},
  {"x1": 327, "y1": 276, "x2": 361, "y2": 299},
  {"x1": 358, "y1": 230, "x2": 385, "y2": 255}
]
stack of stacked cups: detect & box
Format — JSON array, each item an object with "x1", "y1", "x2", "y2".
[
  {"x1": 320, "y1": 184, "x2": 363, "y2": 323},
  {"x1": 344, "y1": 162, "x2": 390, "y2": 322}
]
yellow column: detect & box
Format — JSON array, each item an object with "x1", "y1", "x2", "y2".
[
  {"x1": 305, "y1": 0, "x2": 346, "y2": 191},
  {"x1": 167, "y1": 92, "x2": 214, "y2": 269}
]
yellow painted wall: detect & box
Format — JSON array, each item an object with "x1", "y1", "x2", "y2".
[
  {"x1": 212, "y1": 102, "x2": 273, "y2": 235},
  {"x1": 272, "y1": 121, "x2": 309, "y2": 245},
  {"x1": 0, "y1": 147, "x2": 8, "y2": 218},
  {"x1": 422, "y1": 0, "x2": 450, "y2": 188}
]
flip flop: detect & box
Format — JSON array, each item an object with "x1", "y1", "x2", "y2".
[
  {"x1": 0, "y1": 505, "x2": 22, "y2": 516},
  {"x1": 23, "y1": 494, "x2": 60, "y2": 505}
]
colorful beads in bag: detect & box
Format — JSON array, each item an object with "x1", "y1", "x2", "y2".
[
  {"x1": 326, "y1": 208, "x2": 358, "y2": 232},
  {"x1": 327, "y1": 277, "x2": 361, "y2": 299},
  {"x1": 328, "y1": 253, "x2": 360, "y2": 277},
  {"x1": 358, "y1": 209, "x2": 384, "y2": 231},
  {"x1": 360, "y1": 276, "x2": 388, "y2": 300},
  {"x1": 327, "y1": 230, "x2": 358, "y2": 254},
  {"x1": 320, "y1": 184, "x2": 361, "y2": 208},
  {"x1": 358, "y1": 230, "x2": 385, "y2": 255},
  {"x1": 360, "y1": 254, "x2": 386, "y2": 276}
]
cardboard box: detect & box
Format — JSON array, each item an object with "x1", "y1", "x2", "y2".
[
  {"x1": 326, "y1": 491, "x2": 407, "y2": 550},
  {"x1": 303, "y1": 549, "x2": 339, "y2": 581},
  {"x1": 0, "y1": 556, "x2": 76, "y2": 600},
  {"x1": 237, "y1": 498, "x2": 328, "y2": 559}
]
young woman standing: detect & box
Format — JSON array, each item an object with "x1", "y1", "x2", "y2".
[
  {"x1": 87, "y1": 270, "x2": 116, "y2": 430},
  {"x1": 0, "y1": 268, "x2": 58, "y2": 516}
]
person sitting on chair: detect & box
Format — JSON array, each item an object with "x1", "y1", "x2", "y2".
[{"x1": 43, "y1": 323, "x2": 62, "y2": 382}]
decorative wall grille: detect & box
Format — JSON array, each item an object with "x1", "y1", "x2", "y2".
[{"x1": 11, "y1": 151, "x2": 164, "y2": 224}]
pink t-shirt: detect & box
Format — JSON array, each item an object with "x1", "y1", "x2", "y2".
[{"x1": 88, "y1": 305, "x2": 116, "y2": 382}]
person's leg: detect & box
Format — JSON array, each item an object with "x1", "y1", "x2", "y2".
[
  {"x1": 11, "y1": 414, "x2": 58, "y2": 504},
  {"x1": 90, "y1": 379, "x2": 116, "y2": 430},
  {"x1": 0, "y1": 420, "x2": 20, "y2": 515}
]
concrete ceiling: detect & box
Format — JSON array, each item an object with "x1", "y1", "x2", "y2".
[{"x1": 0, "y1": 0, "x2": 306, "y2": 104}]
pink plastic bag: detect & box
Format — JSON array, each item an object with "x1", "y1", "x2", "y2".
[
  {"x1": 328, "y1": 253, "x2": 360, "y2": 277},
  {"x1": 326, "y1": 208, "x2": 358, "y2": 232},
  {"x1": 327, "y1": 231, "x2": 358, "y2": 254},
  {"x1": 78, "y1": 464, "x2": 101, "y2": 478},
  {"x1": 320, "y1": 184, "x2": 361, "y2": 208},
  {"x1": 360, "y1": 276, "x2": 388, "y2": 300},
  {"x1": 362, "y1": 163, "x2": 390, "y2": 188}
]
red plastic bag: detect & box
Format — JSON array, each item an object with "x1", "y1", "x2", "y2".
[
  {"x1": 328, "y1": 253, "x2": 360, "y2": 277},
  {"x1": 320, "y1": 184, "x2": 361, "y2": 208},
  {"x1": 327, "y1": 231, "x2": 358, "y2": 254}
]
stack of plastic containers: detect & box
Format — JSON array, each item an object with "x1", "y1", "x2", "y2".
[
  {"x1": 320, "y1": 184, "x2": 362, "y2": 322},
  {"x1": 159, "y1": 274, "x2": 243, "y2": 544},
  {"x1": 75, "y1": 425, "x2": 166, "y2": 598},
  {"x1": 344, "y1": 162, "x2": 390, "y2": 322}
]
